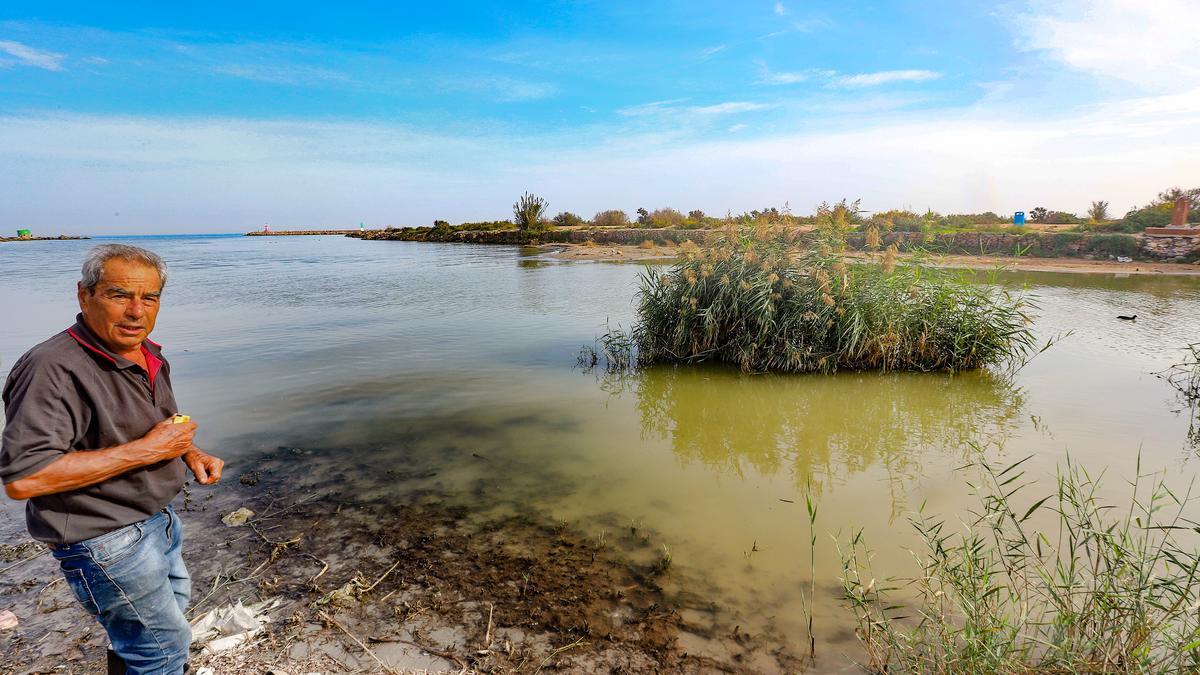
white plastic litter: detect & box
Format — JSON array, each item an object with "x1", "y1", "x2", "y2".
[
  {"x1": 221, "y1": 507, "x2": 255, "y2": 527},
  {"x1": 190, "y1": 599, "x2": 280, "y2": 654},
  {"x1": 0, "y1": 610, "x2": 18, "y2": 631},
  {"x1": 195, "y1": 668, "x2": 215, "y2": 675}
]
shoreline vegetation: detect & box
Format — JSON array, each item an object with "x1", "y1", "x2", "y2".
[
  {"x1": 0, "y1": 235, "x2": 88, "y2": 243},
  {"x1": 250, "y1": 187, "x2": 1200, "y2": 269},
  {"x1": 344, "y1": 225, "x2": 1200, "y2": 265},
  {"x1": 583, "y1": 206, "x2": 1040, "y2": 375}
]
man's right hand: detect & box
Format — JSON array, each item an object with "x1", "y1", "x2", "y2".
[
  {"x1": 137, "y1": 418, "x2": 198, "y2": 463},
  {"x1": 5, "y1": 417, "x2": 200, "y2": 501}
]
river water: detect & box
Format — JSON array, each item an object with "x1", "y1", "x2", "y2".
[{"x1": 2, "y1": 234, "x2": 1199, "y2": 669}]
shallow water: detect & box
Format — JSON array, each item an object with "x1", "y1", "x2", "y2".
[{"x1": 2, "y1": 235, "x2": 1199, "y2": 669}]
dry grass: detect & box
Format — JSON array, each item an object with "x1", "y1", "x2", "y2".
[{"x1": 638, "y1": 239, "x2": 656, "y2": 250}]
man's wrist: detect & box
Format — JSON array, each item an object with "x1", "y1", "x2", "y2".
[{"x1": 111, "y1": 439, "x2": 155, "y2": 470}]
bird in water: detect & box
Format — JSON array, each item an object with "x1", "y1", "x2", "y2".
[{"x1": 1117, "y1": 315, "x2": 1137, "y2": 320}]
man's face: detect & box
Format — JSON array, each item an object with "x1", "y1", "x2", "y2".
[{"x1": 77, "y1": 258, "x2": 163, "y2": 354}]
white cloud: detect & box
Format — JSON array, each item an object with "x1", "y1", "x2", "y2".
[
  {"x1": 833, "y1": 69, "x2": 942, "y2": 87},
  {"x1": 618, "y1": 99, "x2": 771, "y2": 118},
  {"x1": 756, "y1": 62, "x2": 835, "y2": 86},
  {"x1": 616, "y1": 98, "x2": 692, "y2": 116},
  {"x1": 0, "y1": 40, "x2": 66, "y2": 71},
  {"x1": 700, "y1": 44, "x2": 727, "y2": 58},
  {"x1": 2, "y1": 89, "x2": 1196, "y2": 232},
  {"x1": 774, "y1": 2, "x2": 787, "y2": 16},
  {"x1": 759, "y1": 70, "x2": 810, "y2": 85},
  {"x1": 214, "y1": 63, "x2": 352, "y2": 85},
  {"x1": 691, "y1": 101, "x2": 771, "y2": 115},
  {"x1": 1015, "y1": 0, "x2": 1200, "y2": 91},
  {"x1": 728, "y1": 124, "x2": 748, "y2": 133}
]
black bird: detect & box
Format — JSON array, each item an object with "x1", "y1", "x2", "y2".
[{"x1": 1117, "y1": 315, "x2": 1137, "y2": 320}]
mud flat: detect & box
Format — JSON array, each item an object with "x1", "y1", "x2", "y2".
[{"x1": 0, "y1": 443, "x2": 803, "y2": 673}]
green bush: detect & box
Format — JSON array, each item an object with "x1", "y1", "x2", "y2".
[
  {"x1": 552, "y1": 212, "x2": 585, "y2": 227},
  {"x1": 591, "y1": 210, "x2": 630, "y2": 228},
  {"x1": 1084, "y1": 233, "x2": 1138, "y2": 257},
  {"x1": 647, "y1": 208, "x2": 685, "y2": 228},
  {"x1": 456, "y1": 220, "x2": 514, "y2": 231},
  {"x1": 623, "y1": 205, "x2": 1037, "y2": 374}
]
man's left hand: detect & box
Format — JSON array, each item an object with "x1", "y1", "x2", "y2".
[{"x1": 183, "y1": 448, "x2": 224, "y2": 485}]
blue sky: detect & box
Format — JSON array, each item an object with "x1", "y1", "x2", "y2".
[{"x1": 1, "y1": 1, "x2": 1197, "y2": 234}]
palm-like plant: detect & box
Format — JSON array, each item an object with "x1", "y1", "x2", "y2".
[{"x1": 513, "y1": 192, "x2": 549, "y2": 231}]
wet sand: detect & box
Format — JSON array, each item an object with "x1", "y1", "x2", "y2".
[{"x1": 534, "y1": 243, "x2": 1200, "y2": 276}]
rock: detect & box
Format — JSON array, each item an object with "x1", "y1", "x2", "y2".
[
  {"x1": 0, "y1": 610, "x2": 18, "y2": 631},
  {"x1": 221, "y1": 507, "x2": 255, "y2": 527}
]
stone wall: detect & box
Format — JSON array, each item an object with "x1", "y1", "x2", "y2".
[
  {"x1": 1139, "y1": 235, "x2": 1200, "y2": 262},
  {"x1": 352, "y1": 227, "x2": 1200, "y2": 263}
]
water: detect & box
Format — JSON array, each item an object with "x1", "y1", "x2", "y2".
[{"x1": 3, "y1": 235, "x2": 1199, "y2": 668}]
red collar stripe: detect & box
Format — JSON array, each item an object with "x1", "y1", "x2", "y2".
[
  {"x1": 66, "y1": 328, "x2": 118, "y2": 364},
  {"x1": 141, "y1": 345, "x2": 162, "y2": 392}
]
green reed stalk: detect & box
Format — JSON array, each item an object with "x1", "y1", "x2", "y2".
[{"x1": 839, "y1": 454, "x2": 1200, "y2": 673}]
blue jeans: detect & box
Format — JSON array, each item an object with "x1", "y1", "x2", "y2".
[{"x1": 51, "y1": 507, "x2": 191, "y2": 674}]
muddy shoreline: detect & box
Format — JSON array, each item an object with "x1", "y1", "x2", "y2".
[{"x1": 0, "y1": 443, "x2": 806, "y2": 673}]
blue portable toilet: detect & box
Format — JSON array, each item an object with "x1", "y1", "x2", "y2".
[{"x1": 1013, "y1": 211, "x2": 1025, "y2": 226}]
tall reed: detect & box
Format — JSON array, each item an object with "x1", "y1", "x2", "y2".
[
  {"x1": 628, "y1": 204, "x2": 1037, "y2": 373},
  {"x1": 839, "y1": 455, "x2": 1200, "y2": 673}
]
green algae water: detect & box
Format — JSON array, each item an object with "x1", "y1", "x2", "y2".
[{"x1": 3, "y1": 235, "x2": 1199, "y2": 669}]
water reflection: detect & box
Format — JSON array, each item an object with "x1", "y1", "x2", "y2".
[{"x1": 614, "y1": 364, "x2": 1025, "y2": 503}]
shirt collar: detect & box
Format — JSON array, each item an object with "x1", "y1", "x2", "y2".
[{"x1": 66, "y1": 314, "x2": 164, "y2": 370}]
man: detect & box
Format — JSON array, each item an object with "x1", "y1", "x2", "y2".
[{"x1": 1, "y1": 244, "x2": 224, "y2": 674}]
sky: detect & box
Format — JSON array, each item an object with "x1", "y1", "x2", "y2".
[{"x1": 0, "y1": 1, "x2": 1198, "y2": 234}]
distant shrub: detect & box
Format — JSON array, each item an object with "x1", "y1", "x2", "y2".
[
  {"x1": 1029, "y1": 207, "x2": 1083, "y2": 224},
  {"x1": 647, "y1": 208, "x2": 685, "y2": 228},
  {"x1": 552, "y1": 211, "x2": 585, "y2": 228},
  {"x1": 638, "y1": 239, "x2": 656, "y2": 249},
  {"x1": 1084, "y1": 233, "x2": 1138, "y2": 258},
  {"x1": 1088, "y1": 200, "x2": 1110, "y2": 222},
  {"x1": 891, "y1": 216, "x2": 928, "y2": 232},
  {"x1": 592, "y1": 210, "x2": 631, "y2": 228},
  {"x1": 941, "y1": 212, "x2": 1007, "y2": 228},
  {"x1": 456, "y1": 220, "x2": 514, "y2": 231}
]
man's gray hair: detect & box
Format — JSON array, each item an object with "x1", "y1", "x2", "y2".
[{"x1": 80, "y1": 244, "x2": 169, "y2": 292}]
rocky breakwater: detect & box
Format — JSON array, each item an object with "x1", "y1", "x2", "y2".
[
  {"x1": 355, "y1": 227, "x2": 715, "y2": 245},
  {"x1": 0, "y1": 235, "x2": 88, "y2": 243}
]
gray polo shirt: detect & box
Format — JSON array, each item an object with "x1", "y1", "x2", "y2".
[{"x1": 0, "y1": 316, "x2": 185, "y2": 545}]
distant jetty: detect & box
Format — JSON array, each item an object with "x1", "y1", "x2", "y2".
[
  {"x1": 246, "y1": 229, "x2": 362, "y2": 236},
  {"x1": 0, "y1": 235, "x2": 88, "y2": 243}
]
